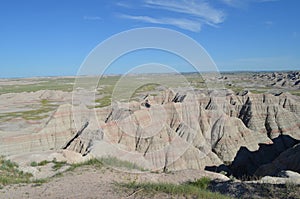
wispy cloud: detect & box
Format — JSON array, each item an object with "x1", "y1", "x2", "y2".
[
  {"x1": 120, "y1": 14, "x2": 202, "y2": 32},
  {"x1": 115, "y1": 2, "x2": 133, "y2": 8},
  {"x1": 263, "y1": 20, "x2": 274, "y2": 28},
  {"x1": 83, "y1": 16, "x2": 102, "y2": 21},
  {"x1": 117, "y1": 0, "x2": 279, "y2": 32},
  {"x1": 219, "y1": 0, "x2": 246, "y2": 7},
  {"x1": 117, "y1": 0, "x2": 225, "y2": 32},
  {"x1": 144, "y1": 0, "x2": 225, "y2": 25},
  {"x1": 220, "y1": 0, "x2": 280, "y2": 7},
  {"x1": 256, "y1": 0, "x2": 280, "y2": 2}
]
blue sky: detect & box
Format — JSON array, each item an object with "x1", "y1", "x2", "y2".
[{"x1": 0, "y1": 0, "x2": 299, "y2": 78}]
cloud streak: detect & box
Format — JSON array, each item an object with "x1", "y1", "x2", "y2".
[
  {"x1": 120, "y1": 14, "x2": 202, "y2": 32},
  {"x1": 256, "y1": 0, "x2": 280, "y2": 2},
  {"x1": 117, "y1": 0, "x2": 225, "y2": 32},
  {"x1": 220, "y1": 0, "x2": 280, "y2": 7},
  {"x1": 117, "y1": 0, "x2": 279, "y2": 32},
  {"x1": 144, "y1": 0, "x2": 225, "y2": 25},
  {"x1": 220, "y1": 0, "x2": 245, "y2": 7},
  {"x1": 83, "y1": 16, "x2": 102, "y2": 21}
]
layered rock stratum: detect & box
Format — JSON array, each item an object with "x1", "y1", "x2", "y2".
[{"x1": 1, "y1": 87, "x2": 299, "y2": 178}]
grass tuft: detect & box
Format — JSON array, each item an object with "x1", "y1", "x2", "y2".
[
  {"x1": 186, "y1": 177, "x2": 211, "y2": 189},
  {"x1": 52, "y1": 160, "x2": 67, "y2": 171},
  {"x1": 66, "y1": 157, "x2": 146, "y2": 172},
  {"x1": 0, "y1": 156, "x2": 33, "y2": 185},
  {"x1": 119, "y1": 178, "x2": 230, "y2": 199},
  {"x1": 67, "y1": 158, "x2": 103, "y2": 172},
  {"x1": 38, "y1": 160, "x2": 50, "y2": 166},
  {"x1": 99, "y1": 156, "x2": 146, "y2": 171}
]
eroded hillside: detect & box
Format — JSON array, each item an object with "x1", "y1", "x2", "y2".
[{"x1": 1, "y1": 72, "x2": 300, "y2": 181}]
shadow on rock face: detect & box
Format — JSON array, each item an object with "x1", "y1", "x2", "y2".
[
  {"x1": 205, "y1": 164, "x2": 232, "y2": 176},
  {"x1": 205, "y1": 135, "x2": 300, "y2": 180},
  {"x1": 229, "y1": 135, "x2": 300, "y2": 179}
]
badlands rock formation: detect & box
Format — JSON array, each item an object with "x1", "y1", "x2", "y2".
[
  {"x1": 2, "y1": 88, "x2": 300, "y2": 178},
  {"x1": 254, "y1": 143, "x2": 300, "y2": 177},
  {"x1": 221, "y1": 71, "x2": 300, "y2": 91},
  {"x1": 0, "y1": 104, "x2": 75, "y2": 155},
  {"x1": 253, "y1": 71, "x2": 300, "y2": 89}
]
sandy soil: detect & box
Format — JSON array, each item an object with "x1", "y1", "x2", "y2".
[
  {"x1": 0, "y1": 166, "x2": 300, "y2": 199},
  {"x1": 1, "y1": 167, "x2": 133, "y2": 199},
  {"x1": 2, "y1": 165, "x2": 300, "y2": 199},
  {"x1": 0, "y1": 165, "x2": 229, "y2": 199}
]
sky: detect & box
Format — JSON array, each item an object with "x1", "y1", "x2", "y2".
[{"x1": 0, "y1": 0, "x2": 300, "y2": 78}]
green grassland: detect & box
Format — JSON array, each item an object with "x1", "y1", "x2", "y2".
[
  {"x1": 94, "y1": 74, "x2": 209, "y2": 107},
  {"x1": 0, "y1": 156, "x2": 32, "y2": 186},
  {"x1": 0, "y1": 99, "x2": 57, "y2": 121},
  {"x1": 0, "y1": 78, "x2": 75, "y2": 94},
  {"x1": 1, "y1": 74, "x2": 299, "y2": 117}
]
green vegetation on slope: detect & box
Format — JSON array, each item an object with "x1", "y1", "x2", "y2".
[
  {"x1": 185, "y1": 75, "x2": 206, "y2": 88},
  {"x1": 95, "y1": 95, "x2": 112, "y2": 108},
  {"x1": 0, "y1": 99, "x2": 57, "y2": 121},
  {"x1": 0, "y1": 156, "x2": 32, "y2": 186},
  {"x1": 290, "y1": 90, "x2": 300, "y2": 96},
  {"x1": 99, "y1": 156, "x2": 147, "y2": 171},
  {"x1": 131, "y1": 83, "x2": 160, "y2": 98},
  {"x1": 0, "y1": 78, "x2": 75, "y2": 94},
  {"x1": 119, "y1": 177, "x2": 231, "y2": 199}
]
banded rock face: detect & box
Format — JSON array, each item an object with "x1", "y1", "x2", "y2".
[
  {"x1": 1, "y1": 89, "x2": 299, "y2": 175},
  {"x1": 232, "y1": 93, "x2": 300, "y2": 139},
  {"x1": 210, "y1": 114, "x2": 271, "y2": 163},
  {"x1": 96, "y1": 93, "x2": 224, "y2": 171},
  {"x1": 0, "y1": 104, "x2": 75, "y2": 155},
  {"x1": 69, "y1": 90, "x2": 300, "y2": 173}
]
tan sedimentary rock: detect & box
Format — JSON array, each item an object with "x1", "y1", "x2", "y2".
[
  {"x1": 0, "y1": 104, "x2": 74, "y2": 155},
  {"x1": 211, "y1": 114, "x2": 271, "y2": 162},
  {"x1": 234, "y1": 93, "x2": 300, "y2": 139},
  {"x1": 1, "y1": 89, "x2": 300, "y2": 174}
]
